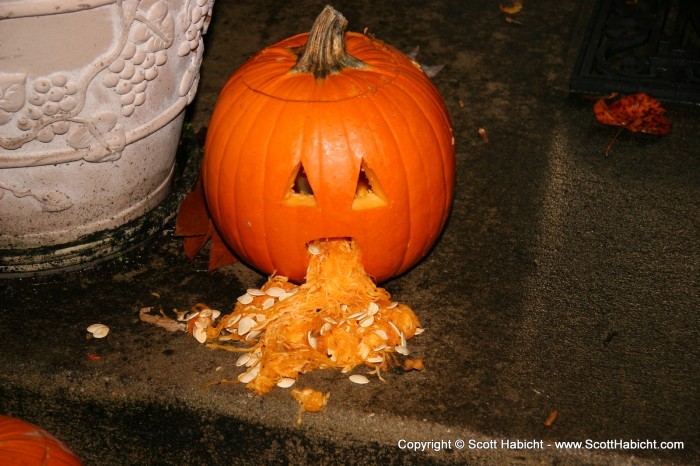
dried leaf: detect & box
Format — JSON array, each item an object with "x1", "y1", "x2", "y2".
[
  {"x1": 175, "y1": 178, "x2": 210, "y2": 237},
  {"x1": 405, "y1": 45, "x2": 445, "y2": 78},
  {"x1": 208, "y1": 229, "x2": 238, "y2": 271},
  {"x1": 594, "y1": 93, "x2": 671, "y2": 135},
  {"x1": 500, "y1": 2, "x2": 523, "y2": 15},
  {"x1": 544, "y1": 409, "x2": 558, "y2": 427},
  {"x1": 593, "y1": 93, "x2": 671, "y2": 156},
  {"x1": 183, "y1": 232, "x2": 211, "y2": 261},
  {"x1": 175, "y1": 177, "x2": 238, "y2": 268},
  {"x1": 421, "y1": 64, "x2": 445, "y2": 78}
]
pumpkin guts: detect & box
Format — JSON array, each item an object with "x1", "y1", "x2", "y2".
[
  {"x1": 178, "y1": 6, "x2": 452, "y2": 419},
  {"x1": 187, "y1": 240, "x2": 425, "y2": 417}
]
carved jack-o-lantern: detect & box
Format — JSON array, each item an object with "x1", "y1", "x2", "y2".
[{"x1": 203, "y1": 7, "x2": 455, "y2": 283}]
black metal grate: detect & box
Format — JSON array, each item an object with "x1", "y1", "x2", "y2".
[{"x1": 570, "y1": 0, "x2": 700, "y2": 104}]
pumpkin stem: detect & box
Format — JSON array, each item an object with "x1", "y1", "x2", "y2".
[{"x1": 291, "y1": 5, "x2": 367, "y2": 79}]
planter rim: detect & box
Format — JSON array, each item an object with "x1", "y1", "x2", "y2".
[{"x1": 0, "y1": 0, "x2": 115, "y2": 19}]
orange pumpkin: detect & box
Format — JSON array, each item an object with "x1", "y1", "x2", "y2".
[
  {"x1": 0, "y1": 415, "x2": 83, "y2": 465},
  {"x1": 203, "y1": 6, "x2": 455, "y2": 283}
]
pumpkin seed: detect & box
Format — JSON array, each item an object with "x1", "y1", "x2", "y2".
[
  {"x1": 245, "y1": 353, "x2": 259, "y2": 367},
  {"x1": 247, "y1": 288, "x2": 266, "y2": 296},
  {"x1": 265, "y1": 287, "x2": 285, "y2": 297},
  {"x1": 415, "y1": 327, "x2": 425, "y2": 335},
  {"x1": 238, "y1": 364, "x2": 260, "y2": 383},
  {"x1": 308, "y1": 243, "x2": 321, "y2": 255},
  {"x1": 367, "y1": 302, "x2": 379, "y2": 316},
  {"x1": 348, "y1": 311, "x2": 366, "y2": 320},
  {"x1": 373, "y1": 329, "x2": 388, "y2": 340},
  {"x1": 261, "y1": 298, "x2": 275, "y2": 310},
  {"x1": 87, "y1": 323, "x2": 109, "y2": 338},
  {"x1": 225, "y1": 314, "x2": 242, "y2": 330},
  {"x1": 388, "y1": 321, "x2": 402, "y2": 338},
  {"x1": 359, "y1": 315, "x2": 374, "y2": 327},
  {"x1": 358, "y1": 343, "x2": 370, "y2": 360},
  {"x1": 237, "y1": 316, "x2": 256, "y2": 335},
  {"x1": 276, "y1": 377, "x2": 296, "y2": 388},
  {"x1": 323, "y1": 316, "x2": 338, "y2": 325},
  {"x1": 193, "y1": 327, "x2": 207, "y2": 343},
  {"x1": 246, "y1": 330, "x2": 261, "y2": 341},
  {"x1": 366, "y1": 355, "x2": 384, "y2": 364},
  {"x1": 237, "y1": 293, "x2": 254, "y2": 305},
  {"x1": 394, "y1": 345, "x2": 410, "y2": 356},
  {"x1": 194, "y1": 320, "x2": 207, "y2": 330},
  {"x1": 307, "y1": 331, "x2": 318, "y2": 349},
  {"x1": 387, "y1": 301, "x2": 399, "y2": 309},
  {"x1": 349, "y1": 374, "x2": 370, "y2": 384}
]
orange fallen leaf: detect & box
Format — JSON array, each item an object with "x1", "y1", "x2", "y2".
[
  {"x1": 291, "y1": 387, "x2": 330, "y2": 425},
  {"x1": 593, "y1": 93, "x2": 671, "y2": 156},
  {"x1": 175, "y1": 177, "x2": 238, "y2": 269},
  {"x1": 208, "y1": 229, "x2": 238, "y2": 271},
  {"x1": 500, "y1": 2, "x2": 523, "y2": 15}
]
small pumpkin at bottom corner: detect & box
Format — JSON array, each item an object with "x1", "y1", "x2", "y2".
[
  {"x1": 202, "y1": 5, "x2": 456, "y2": 283},
  {"x1": 0, "y1": 415, "x2": 83, "y2": 465}
]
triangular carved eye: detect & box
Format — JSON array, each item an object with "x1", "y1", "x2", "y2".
[
  {"x1": 352, "y1": 162, "x2": 388, "y2": 210},
  {"x1": 284, "y1": 163, "x2": 317, "y2": 207}
]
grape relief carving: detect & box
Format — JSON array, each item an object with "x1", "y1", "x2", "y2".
[
  {"x1": 101, "y1": 0, "x2": 175, "y2": 118},
  {"x1": 0, "y1": 180, "x2": 73, "y2": 212},
  {"x1": 0, "y1": 0, "x2": 213, "y2": 212},
  {"x1": 178, "y1": 0, "x2": 215, "y2": 104}
]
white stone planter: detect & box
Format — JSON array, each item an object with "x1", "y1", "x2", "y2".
[{"x1": 0, "y1": 0, "x2": 214, "y2": 275}]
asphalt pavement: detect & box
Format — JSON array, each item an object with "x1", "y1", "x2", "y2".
[{"x1": 1, "y1": 1, "x2": 698, "y2": 464}]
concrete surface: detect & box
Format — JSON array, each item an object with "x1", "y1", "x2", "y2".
[{"x1": 1, "y1": 0, "x2": 698, "y2": 465}]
